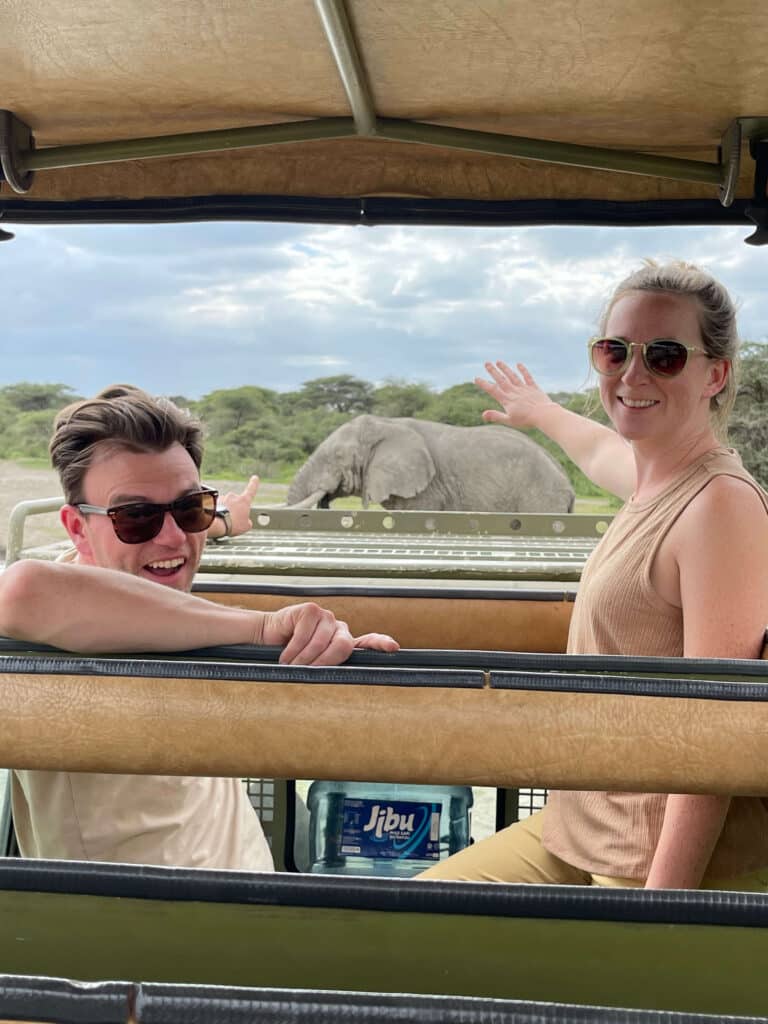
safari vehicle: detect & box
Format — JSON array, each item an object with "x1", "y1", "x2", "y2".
[{"x1": 2, "y1": 1, "x2": 768, "y2": 1021}]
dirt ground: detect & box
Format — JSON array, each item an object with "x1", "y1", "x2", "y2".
[{"x1": 0, "y1": 460, "x2": 289, "y2": 557}]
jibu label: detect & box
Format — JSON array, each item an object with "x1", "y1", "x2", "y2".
[{"x1": 340, "y1": 798, "x2": 441, "y2": 860}]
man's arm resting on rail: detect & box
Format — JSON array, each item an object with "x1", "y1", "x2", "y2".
[
  {"x1": 0, "y1": 560, "x2": 398, "y2": 664},
  {"x1": 476, "y1": 361, "x2": 636, "y2": 501}
]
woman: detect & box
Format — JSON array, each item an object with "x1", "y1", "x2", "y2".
[{"x1": 420, "y1": 260, "x2": 768, "y2": 891}]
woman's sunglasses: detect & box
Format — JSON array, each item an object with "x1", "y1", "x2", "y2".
[
  {"x1": 588, "y1": 337, "x2": 709, "y2": 379},
  {"x1": 76, "y1": 488, "x2": 218, "y2": 544}
]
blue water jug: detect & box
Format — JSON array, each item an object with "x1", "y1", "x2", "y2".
[{"x1": 307, "y1": 781, "x2": 473, "y2": 877}]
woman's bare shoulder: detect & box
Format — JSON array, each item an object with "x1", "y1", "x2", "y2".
[
  {"x1": 674, "y1": 474, "x2": 768, "y2": 659},
  {"x1": 686, "y1": 472, "x2": 768, "y2": 523},
  {"x1": 673, "y1": 473, "x2": 768, "y2": 573}
]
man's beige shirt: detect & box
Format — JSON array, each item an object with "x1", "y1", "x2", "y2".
[{"x1": 12, "y1": 548, "x2": 273, "y2": 871}]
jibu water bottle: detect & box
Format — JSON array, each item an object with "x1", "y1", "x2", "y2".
[{"x1": 307, "y1": 781, "x2": 473, "y2": 877}]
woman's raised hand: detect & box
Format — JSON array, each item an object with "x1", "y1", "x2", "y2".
[{"x1": 475, "y1": 361, "x2": 555, "y2": 429}]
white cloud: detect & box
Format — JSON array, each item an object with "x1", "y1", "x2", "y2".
[
  {"x1": 283, "y1": 355, "x2": 348, "y2": 368},
  {"x1": 2, "y1": 220, "x2": 767, "y2": 398},
  {"x1": 182, "y1": 291, "x2": 258, "y2": 324}
]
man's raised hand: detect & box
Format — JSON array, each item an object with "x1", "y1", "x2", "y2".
[{"x1": 219, "y1": 474, "x2": 261, "y2": 538}]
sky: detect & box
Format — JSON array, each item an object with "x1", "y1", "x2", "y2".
[{"x1": 2, "y1": 220, "x2": 766, "y2": 401}]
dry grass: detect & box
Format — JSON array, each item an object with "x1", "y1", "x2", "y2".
[{"x1": 0, "y1": 460, "x2": 63, "y2": 554}]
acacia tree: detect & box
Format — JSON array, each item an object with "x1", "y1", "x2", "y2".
[
  {"x1": 295, "y1": 375, "x2": 374, "y2": 414},
  {"x1": 371, "y1": 379, "x2": 433, "y2": 418},
  {"x1": 194, "y1": 386, "x2": 280, "y2": 434},
  {"x1": 423, "y1": 382, "x2": 494, "y2": 426},
  {"x1": 0, "y1": 383, "x2": 82, "y2": 461},
  {"x1": 0, "y1": 382, "x2": 80, "y2": 413}
]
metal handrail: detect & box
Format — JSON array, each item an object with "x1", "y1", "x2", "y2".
[
  {"x1": 5, "y1": 496, "x2": 65, "y2": 566},
  {"x1": 4, "y1": 496, "x2": 610, "y2": 574}
]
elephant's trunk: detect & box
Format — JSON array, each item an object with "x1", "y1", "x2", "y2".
[
  {"x1": 286, "y1": 452, "x2": 323, "y2": 505},
  {"x1": 286, "y1": 444, "x2": 344, "y2": 506}
]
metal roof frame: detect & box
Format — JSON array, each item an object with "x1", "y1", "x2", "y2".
[{"x1": 1, "y1": 1, "x2": 767, "y2": 237}]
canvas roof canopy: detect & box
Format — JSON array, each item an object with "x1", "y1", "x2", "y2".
[{"x1": 1, "y1": 0, "x2": 767, "y2": 235}]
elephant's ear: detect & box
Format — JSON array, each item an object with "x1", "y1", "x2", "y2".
[{"x1": 365, "y1": 423, "x2": 436, "y2": 504}]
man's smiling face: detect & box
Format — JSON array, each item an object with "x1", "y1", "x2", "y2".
[{"x1": 62, "y1": 442, "x2": 207, "y2": 592}]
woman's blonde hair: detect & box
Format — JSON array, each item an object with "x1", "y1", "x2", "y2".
[{"x1": 599, "y1": 260, "x2": 739, "y2": 438}]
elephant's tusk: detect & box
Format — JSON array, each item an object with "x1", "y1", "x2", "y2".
[{"x1": 285, "y1": 490, "x2": 327, "y2": 509}]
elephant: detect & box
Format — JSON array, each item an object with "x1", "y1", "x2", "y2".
[{"x1": 286, "y1": 415, "x2": 575, "y2": 513}]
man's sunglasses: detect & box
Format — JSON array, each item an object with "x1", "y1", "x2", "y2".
[
  {"x1": 76, "y1": 488, "x2": 218, "y2": 544},
  {"x1": 588, "y1": 337, "x2": 710, "y2": 379}
]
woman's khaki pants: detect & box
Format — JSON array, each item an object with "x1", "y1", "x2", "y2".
[{"x1": 418, "y1": 808, "x2": 768, "y2": 891}]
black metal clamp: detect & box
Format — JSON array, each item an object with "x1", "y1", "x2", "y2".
[
  {"x1": 0, "y1": 109, "x2": 35, "y2": 194},
  {"x1": 745, "y1": 138, "x2": 768, "y2": 246},
  {"x1": 720, "y1": 118, "x2": 768, "y2": 245}
]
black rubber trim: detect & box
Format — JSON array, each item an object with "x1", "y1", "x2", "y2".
[
  {"x1": 176, "y1": 645, "x2": 504, "y2": 668},
  {"x1": 0, "y1": 651, "x2": 483, "y2": 688},
  {"x1": 3, "y1": 979, "x2": 760, "y2": 1024},
  {"x1": 134, "y1": 984, "x2": 766, "y2": 1024},
  {"x1": 0, "y1": 976, "x2": 131, "y2": 1023},
  {"x1": 191, "y1": 581, "x2": 576, "y2": 602},
  {"x1": 122, "y1": 647, "x2": 768, "y2": 680},
  {"x1": 3, "y1": 859, "x2": 768, "y2": 929},
  {"x1": 2, "y1": 636, "x2": 768, "y2": 682},
  {"x1": 0, "y1": 195, "x2": 754, "y2": 228},
  {"x1": 483, "y1": 650, "x2": 768, "y2": 678},
  {"x1": 490, "y1": 670, "x2": 768, "y2": 701}
]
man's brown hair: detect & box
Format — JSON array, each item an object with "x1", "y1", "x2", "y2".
[{"x1": 50, "y1": 384, "x2": 204, "y2": 504}]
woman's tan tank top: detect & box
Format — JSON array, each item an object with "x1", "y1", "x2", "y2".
[{"x1": 542, "y1": 447, "x2": 768, "y2": 880}]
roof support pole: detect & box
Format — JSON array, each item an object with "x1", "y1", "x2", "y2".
[
  {"x1": 15, "y1": 115, "x2": 725, "y2": 186},
  {"x1": 9, "y1": 114, "x2": 763, "y2": 197},
  {"x1": 314, "y1": 0, "x2": 376, "y2": 136},
  {"x1": 20, "y1": 119, "x2": 357, "y2": 173},
  {"x1": 376, "y1": 119, "x2": 723, "y2": 187}
]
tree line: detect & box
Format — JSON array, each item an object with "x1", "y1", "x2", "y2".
[{"x1": 2, "y1": 343, "x2": 767, "y2": 499}]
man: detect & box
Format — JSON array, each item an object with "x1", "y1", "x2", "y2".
[{"x1": 1, "y1": 384, "x2": 397, "y2": 870}]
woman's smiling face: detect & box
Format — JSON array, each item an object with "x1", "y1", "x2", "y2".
[{"x1": 599, "y1": 290, "x2": 726, "y2": 446}]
